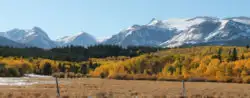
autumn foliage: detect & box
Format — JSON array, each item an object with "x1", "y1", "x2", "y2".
[
  {"x1": 91, "y1": 46, "x2": 250, "y2": 83},
  {"x1": 1, "y1": 46, "x2": 250, "y2": 83}
]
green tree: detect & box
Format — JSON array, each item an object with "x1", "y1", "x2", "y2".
[
  {"x1": 228, "y1": 48, "x2": 238, "y2": 61},
  {"x1": 7, "y1": 68, "x2": 20, "y2": 77},
  {"x1": 232, "y1": 48, "x2": 238, "y2": 61},
  {"x1": 167, "y1": 66, "x2": 175, "y2": 75},
  {"x1": 217, "y1": 48, "x2": 222, "y2": 62},
  {"x1": 81, "y1": 64, "x2": 88, "y2": 74},
  {"x1": 43, "y1": 62, "x2": 52, "y2": 75}
]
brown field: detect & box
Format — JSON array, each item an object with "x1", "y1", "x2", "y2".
[{"x1": 0, "y1": 78, "x2": 250, "y2": 98}]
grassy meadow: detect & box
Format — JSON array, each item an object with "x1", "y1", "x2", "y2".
[{"x1": 0, "y1": 78, "x2": 250, "y2": 98}]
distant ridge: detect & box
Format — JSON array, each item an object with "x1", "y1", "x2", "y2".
[
  {"x1": 1, "y1": 16, "x2": 250, "y2": 48},
  {"x1": 0, "y1": 36, "x2": 27, "y2": 48}
]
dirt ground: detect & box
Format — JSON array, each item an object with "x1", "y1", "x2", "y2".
[{"x1": 0, "y1": 78, "x2": 249, "y2": 98}]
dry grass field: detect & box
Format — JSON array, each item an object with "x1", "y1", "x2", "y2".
[{"x1": 0, "y1": 78, "x2": 250, "y2": 98}]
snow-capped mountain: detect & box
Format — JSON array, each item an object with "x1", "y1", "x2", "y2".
[
  {"x1": 0, "y1": 36, "x2": 27, "y2": 48},
  {"x1": 160, "y1": 17, "x2": 221, "y2": 47},
  {"x1": 1, "y1": 16, "x2": 250, "y2": 48},
  {"x1": 56, "y1": 32, "x2": 97, "y2": 47},
  {"x1": 103, "y1": 19, "x2": 177, "y2": 47},
  {"x1": 0, "y1": 27, "x2": 57, "y2": 48},
  {"x1": 160, "y1": 17, "x2": 250, "y2": 47},
  {"x1": 96, "y1": 36, "x2": 110, "y2": 43},
  {"x1": 104, "y1": 16, "x2": 250, "y2": 47},
  {"x1": 225, "y1": 16, "x2": 250, "y2": 25},
  {"x1": 0, "y1": 27, "x2": 97, "y2": 48}
]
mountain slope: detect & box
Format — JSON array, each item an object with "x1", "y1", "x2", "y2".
[
  {"x1": 0, "y1": 27, "x2": 57, "y2": 48},
  {"x1": 104, "y1": 16, "x2": 250, "y2": 47},
  {"x1": 161, "y1": 17, "x2": 250, "y2": 47},
  {"x1": 103, "y1": 20, "x2": 177, "y2": 47},
  {"x1": 0, "y1": 36, "x2": 26, "y2": 48},
  {"x1": 1, "y1": 16, "x2": 250, "y2": 48},
  {"x1": 56, "y1": 32, "x2": 97, "y2": 47}
]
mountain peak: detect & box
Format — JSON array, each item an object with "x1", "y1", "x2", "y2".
[
  {"x1": 0, "y1": 27, "x2": 55, "y2": 48},
  {"x1": 187, "y1": 16, "x2": 219, "y2": 21},
  {"x1": 32, "y1": 26, "x2": 42, "y2": 30},
  {"x1": 56, "y1": 31, "x2": 97, "y2": 47},
  {"x1": 31, "y1": 26, "x2": 46, "y2": 33},
  {"x1": 1, "y1": 16, "x2": 250, "y2": 48},
  {"x1": 149, "y1": 18, "x2": 157, "y2": 22},
  {"x1": 75, "y1": 31, "x2": 88, "y2": 36},
  {"x1": 148, "y1": 18, "x2": 161, "y2": 25},
  {"x1": 224, "y1": 16, "x2": 250, "y2": 25},
  {"x1": 29, "y1": 26, "x2": 49, "y2": 38}
]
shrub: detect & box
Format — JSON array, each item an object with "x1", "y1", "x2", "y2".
[
  {"x1": 52, "y1": 72, "x2": 65, "y2": 78},
  {"x1": 0, "y1": 73, "x2": 5, "y2": 77},
  {"x1": 157, "y1": 76, "x2": 182, "y2": 81},
  {"x1": 52, "y1": 72, "x2": 84, "y2": 78},
  {"x1": 52, "y1": 72, "x2": 59, "y2": 78},
  {"x1": 242, "y1": 76, "x2": 250, "y2": 83},
  {"x1": 123, "y1": 74, "x2": 134, "y2": 80},
  {"x1": 86, "y1": 74, "x2": 91, "y2": 78},
  {"x1": 205, "y1": 77, "x2": 217, "y2": 82},
  {"x1": 75, "y1": 73, "x2": 83, "y2": 78},
  {"x1": 7, "y1": 68, "x2": 20, "y2": 77},
  {"x1": 100, "y1": 72, "x2": 108, "y2": 79},
  {"x1": 188, "y1": 77, "x2": 207, "y2": 82},
  {"x1": 108, "y1": 73, "x2": 128, "y2": 80},
  {"x1": 68, "y1": 72, "x2": 75, "y2": 78},
  {"x1": 232, "y1": 77, "x2": 243, "y2": 83},
  {"x1": 108, "y1": 73, "x2": 158, "y2": 80},
  {"x1": 133, "y1": 74, "x2": 157, "y2": 80}
]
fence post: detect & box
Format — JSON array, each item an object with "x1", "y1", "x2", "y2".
[
  {"x1": 182, "y1": 80, "x2": 186, "y2": 97},
  {"x1": 56, "y1": 77, "x2": 60, "y2": 98}
]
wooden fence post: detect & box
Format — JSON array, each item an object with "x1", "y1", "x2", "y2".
[
  {"x1": 182, "y1": 80, "x2": 186, "y2": 97},
  {"x1": 56, "y1": 77, "x2": 60, "y2": 98}
]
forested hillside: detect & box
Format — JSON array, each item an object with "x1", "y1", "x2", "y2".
[
  {"x1": 1, "y1": 46, "x2": 250, "y2": 83},
  {"x1": 0, "y1": 45, "x2": 159, "y2": 61},
  {"x1": 91, "y1": 46, "x2": 250, "y2": 83}
]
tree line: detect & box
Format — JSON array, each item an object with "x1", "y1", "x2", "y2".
[
  {"x1": 0, "y1": 57, "x2": 102, "y2": 77},
  {"x1": 0, "y1": 45, "x2": 160, "y2": 62}
]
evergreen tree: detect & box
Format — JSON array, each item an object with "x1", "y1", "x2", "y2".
[
  {"x1": 217, "y1": 48, "x2": 222, "y2": 62},
  {"x1": 81, "y1": 64, "x2": 88, "y2": 74},
  {"x1": 43, "y1": 62, "x2": 52, "y2": 75},
  {"x1": 228, "y1": 48, "x2": 238, "y2": 61},
  {"x1": 232, "y1": 48, "x2": 238, "y2": 61}
]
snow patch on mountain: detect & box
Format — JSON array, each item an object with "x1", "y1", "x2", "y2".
[
  {"x1": 97, "y1": 36, "x2": 111, "y2": 43},
  {"x1": 105, "y1": 16, "x2": 250, "y2": 48},
  {"x1": 56, "y1": 32, "x2": 97, "y2": 47},
  {"x1": 0, "y1": 27, "x2": 56, "y2": 48},
  {"x1": 148, "y1": 17, "x2": 217, "y2": 31}
]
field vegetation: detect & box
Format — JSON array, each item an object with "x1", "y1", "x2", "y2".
[
  {"x1": 0, "y1": 78, "x2": 249, "y2": 98},
  {"x1": 92, "y1": 46, "x2": 250, "y2": 83},
  {"x1": 1, "y1": 45, "x2": 250, "y2": 83}
]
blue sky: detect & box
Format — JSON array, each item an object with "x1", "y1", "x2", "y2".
[{"x1": 0, "y1": 0, "x2": 250, "y2": 40}]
